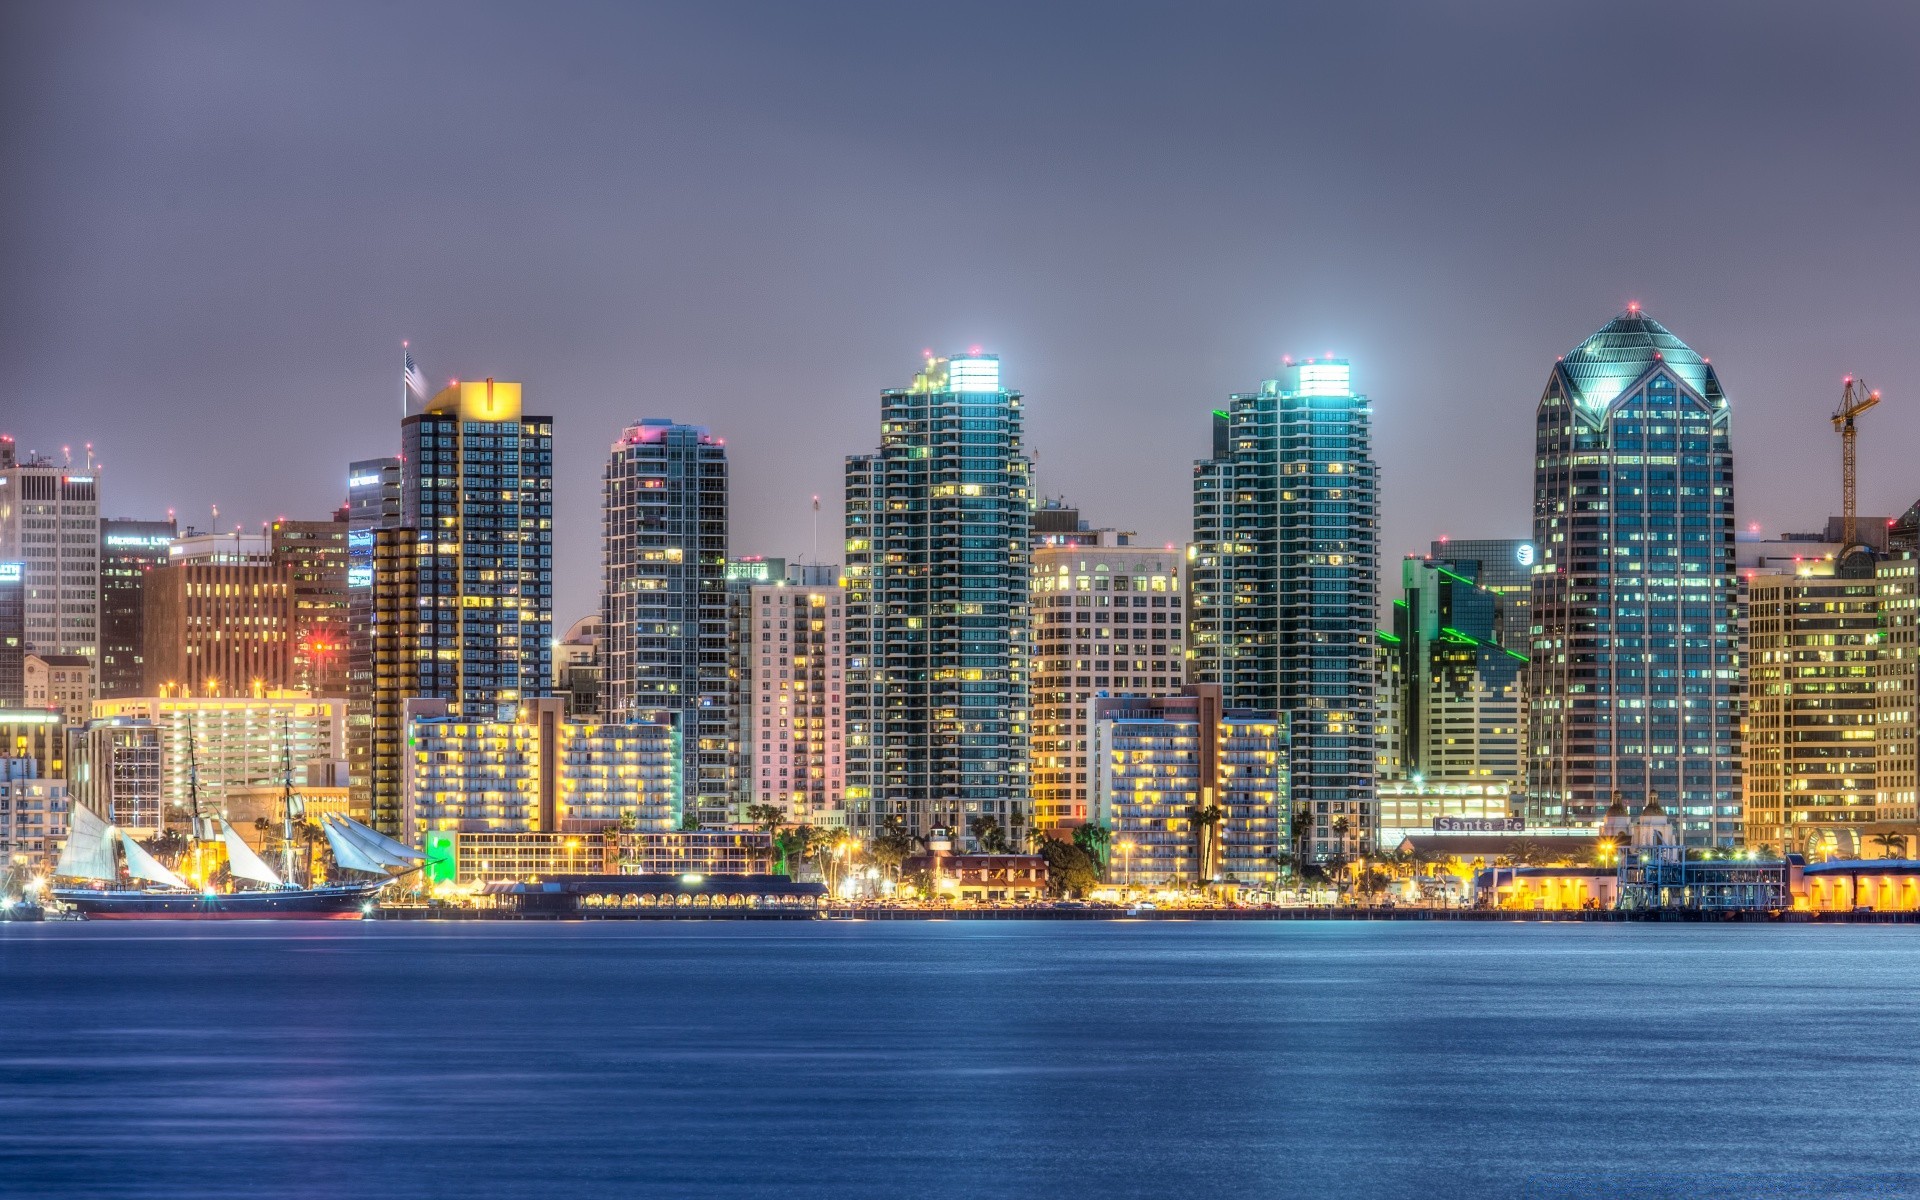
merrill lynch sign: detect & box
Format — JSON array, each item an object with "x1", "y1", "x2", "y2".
[{"x1": 1433, "y1": 817, "x2": 1526, "y2": 833}]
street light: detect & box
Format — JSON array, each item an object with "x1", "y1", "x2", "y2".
[{"x1": 1118, "y1": 839, "x2": 1136, "y2": 892}]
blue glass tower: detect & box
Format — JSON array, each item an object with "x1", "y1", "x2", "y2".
[
  {"x1": 1190, "y1": 358, "x2": 1379, "y2": 861},
  {"x1": 1525, "y1": 309, "x2": 1739, "y2": 845}
]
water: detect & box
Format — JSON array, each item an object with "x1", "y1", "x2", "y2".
[{"x1": 3, "y1": 921, "x2": 1917, "y2": 1199}]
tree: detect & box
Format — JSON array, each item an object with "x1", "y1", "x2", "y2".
[
  {"x1": 1871, "y1": 832, "x2": 1910, "y2": 860},
  {"x1": 145, "y1": 828, "x2": 192, "y2": 868},
  {"x1": 1035, "y1": 839, "x2": 1100, "y2": 898},
  {"x1": 867, "y1": 819, "x2": 916, "y2": 880},
  {"x1": 773, "y1": 824, "x2": 813, "y2": 879},
  {"x1": 745, "y1": 803, "x2": 785, "y2": 836},
  {"x1": 679, "y1": 812, "x2": 703, "y2": 832},
  {"x1": 968, "y1": 815, "x2": 1009, "y2": 854},
  {"x1": 1072, "y1": 823, "x2": 1111, "y2": 872},
  {"x1": 1185, "y1": 802, "x2": 1224, "y2": 884}
]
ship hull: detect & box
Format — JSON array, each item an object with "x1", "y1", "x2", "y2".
[{"x1": 52, "y1": 881, "x2": 386, "y2": 920}]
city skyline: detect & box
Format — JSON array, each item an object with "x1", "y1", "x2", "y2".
[{"x1": 7, "y1": 4, "x2": 1920, "y2": 629}]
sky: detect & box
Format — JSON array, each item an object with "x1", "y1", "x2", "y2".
[{"x1": 5, "y1": 1, "x2": 1920, "y2": 626}]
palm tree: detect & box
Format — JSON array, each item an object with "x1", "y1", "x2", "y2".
[
  {"x1": 1871, "y1": 832, "x2": 1910, "y2": 860},
  {"x1": 1184, "y1": 802, "x2": 1224, "y2": 885}
]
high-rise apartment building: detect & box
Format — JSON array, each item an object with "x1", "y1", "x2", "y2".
[
  {"x1": 1031, "y1": 535, "x2": 1184, "y2": 828},
  {"x1": 98, "y1": 518, "x2": 177, "y2": 699},
  {"x1": 844, "y1": 353, "x2": 1033, "y2": 845},
  {"x1": 140, "y1": 533, "x2": 292, "y2": 695},
  {"x1": 0, "y1": 437, "x2": 101, "y2": 662},
  {"x1": 1089, "y1": 686, "x2": 1289, "y2": 890},
  {"x1": 400, "y1": 380, "x2": 554, "y2": 718},
  {"x1": 745, "y1": 573, "x2": 845, "y2": 826},
  {"x1": 601, "y1": 419, "x2": 729, "y2": 825},
  {"x1": 1190, "y1": 358, "x2": 1378, "y2": 861},
  {"x1": 271, "y1": 516, "x2": 350, "y2": 698},
  {"x1": 1525, "y1": 309, "x2": 1739, "y2": 846},
  {"x1": 365, "y1": 526, "x2": 419, "y2": 833},
  {"x1": 1744, "y1": 566, "x2": 1878, "y2": 855}
]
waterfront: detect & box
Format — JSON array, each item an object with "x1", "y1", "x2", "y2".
[{"x1": 4, "y1": 923, "x2": 1918, "y2": 1199}]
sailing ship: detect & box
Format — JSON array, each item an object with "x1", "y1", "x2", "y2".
[{"x1": 49, "y1": 722, "x2": 421, "y2": 920}]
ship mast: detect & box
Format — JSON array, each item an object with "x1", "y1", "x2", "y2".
[{"x1": 279, "y1": 716, "x2": 302, "y2": 887}]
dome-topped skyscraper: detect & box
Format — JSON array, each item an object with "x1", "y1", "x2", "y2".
[{"x1": 1524, "y1": 308, "x2": 1740, "y2": 846}]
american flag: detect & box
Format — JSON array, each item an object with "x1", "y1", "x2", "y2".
[{"x1": 403, "y1": 346, "x2": 430, "y2": 407}]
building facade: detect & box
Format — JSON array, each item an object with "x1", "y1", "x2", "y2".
[
  {"x1": 1524, "y1": 309, "x2": 1740, "y2": 846},
  {"x1": 745, "y1": 575, "x2": 846, "y2": 826},
  {"x1": 0, "y1": 561, "x2": 22, "y2": 706},
  {"x1": 402, "y1": 698, "x2": 679, "y2": 844},
  {"x1": 271, "y1": 516, "x2": 350, "y2": 699},
  {"x1": 1089, "y1": 685, "x2": 1289, "y2": 891},
  {"x1": 68, "y1": 717, "x2": 162, "y2": 834},
  {"x1": 1031, "y1": 538, "x2": 1184, "y2": 828},
  {"x1": 23, "y1": 654, "x2": 93, "y2": 725},
  {"x1": 600, "y1": 419, "x2": 729, "y2": 824},
  {"x1": 98, "y1": 518, "x2": 177, "y2": 699},
  {"x1": 0, "y1": 773, "x2": 68, "y2": 875},
  {"x1": 0, "y1": 438, "x2": 101, "y2": 663},
  {"x1": 344, "y1": 456, "x2": 403, "y2": 831},
  {"x1": 1189, "y1": 358, "x2": 1378, "y2": 860},
  {"x1": 844, "y1": 353, "x2": 1033, "y2": 844}
]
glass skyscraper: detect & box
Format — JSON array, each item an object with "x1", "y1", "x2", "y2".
[
  {"x1": 1525, "y1": 308, "x2": 1739, "y2": 845},
  {"x1": 1190, "y1": 357, "x2": 1377, "y2": 861},
  {"x1": 843, "y1": 353, "x2": 1032, "y2": 845},
  {"x1": 601, "y1": 419, "x2": 729, "y2": 826}
]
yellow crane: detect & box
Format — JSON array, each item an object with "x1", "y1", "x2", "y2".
[{"x1": 1833, "y1": 375, "x2": 1881, "y2": 548}]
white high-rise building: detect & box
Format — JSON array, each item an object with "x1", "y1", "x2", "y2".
[
  {"x1": 0, "y1": 437, "x2": 102, "y2": 668},
  {"x1": 746, "y1": 574, "x2": 845, "y2": 825}
]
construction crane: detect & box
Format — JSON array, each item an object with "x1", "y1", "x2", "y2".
[{"x1": 1833, "y1": 375, "x2": 1882, "y2": 548}]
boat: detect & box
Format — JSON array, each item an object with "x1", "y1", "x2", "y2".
[{"x1": 49, "y1": 723, "x2": 422, "y2": 920}]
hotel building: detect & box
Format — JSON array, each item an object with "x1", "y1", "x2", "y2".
[{"x1": 1031, "y1": 536, "x2": 1184, "y2": 828}]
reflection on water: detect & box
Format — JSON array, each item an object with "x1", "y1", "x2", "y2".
[{"x1": 3, "y1": 922, "x2": 1917, "y2": 1199}]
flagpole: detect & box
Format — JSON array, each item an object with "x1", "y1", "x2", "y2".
[{"x1": 402, "y1": 340, "x2": 409, "y2": 418}]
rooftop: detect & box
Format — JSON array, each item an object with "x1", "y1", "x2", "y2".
[{"x1": 1560, "y1": 307, "x2": 1720, "y2": 410}]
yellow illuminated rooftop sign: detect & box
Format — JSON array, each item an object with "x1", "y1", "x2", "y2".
[{"x1": 428, "y1": 379, "x2": 522, "y2": 422}]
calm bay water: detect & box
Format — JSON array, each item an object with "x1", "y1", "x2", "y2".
[{"x1": 3, "y1": 921, "x2": 1917, "y2": 1199}]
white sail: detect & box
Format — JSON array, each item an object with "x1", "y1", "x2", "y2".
[
  {"x1": 322, "y1": 816, "x2": 390, "y2": 875},
  {"x1": 332, "y1": 815, "x2": 425, "y2": 868},
  {"x1": 221, "y1": 821, "x2": 283, "y2": 887},
  {"x1": 55, "y1": 803, "x2": 118, "y2": 882},
  {"x1": 119, "y1": 832, "x2": 190, "y2": 890}
]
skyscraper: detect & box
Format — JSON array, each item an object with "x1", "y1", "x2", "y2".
[
  {"x1": 98, "y1": 517, "x2": 177, "y2": 698},
  {"x1": 1525, "y1": 308, "x2": 1739, "y2": 845},
  {"x1": 601, "y1": 419, "x2": 729, "y2": 825},
  {"x1": 1189, "y1": 358, "x2": 1379, "y2": 861},
  {"x1": 344, "y1": 456, "x2": 402, "y2": 823},
  {"x1": 400, "y1": 380, "x2": 554, "y2": 717},
  {"x1": 0, "y1": 436, "x2": 101, "y2": 663},
  {"x1": 0, "y1": 561, "x2": 23, "y2": 706},
  {"x1": 844, "y1": 353, "x2": 1033, "y2": 845}
]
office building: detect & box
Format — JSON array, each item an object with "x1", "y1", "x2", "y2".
[
  {"x1": 1189, "y1": 357, "x2": 1378, "y2": 860},
  {"x1": 1427, "y1": 537, "x2": 1534, "y2": 646},
  {"x1": 601, "y1": 419, "x2": 729, "y2": 824},
  {"x1": 89, "y1": 694, "x2": 346, "y2": 831},
  {"x1": 1089, "y1": 685, "x2": 1289, "y2": 891},
  {"x1": 1876, "y1": 554, "x2": 1920, "y2": 841},
  {"x1": 0, "y1": 437, "x2": 101, "y2": 662},
  {"x1": 844, "y1": 353, "x2": 1033, "y2": 844},
  {"x1": 344, "y1": 456, "x2": 403, "y2": 830},
  {"x1": 1744, "y1": 567, "x2": 1879, "y2": 855},
  {"x1": 271, "y1": 516, "x2": 350, "y2": 699},
  {"x1": 98, "y1": 518, "x2": 176, "y2": 699},
  {"x1": 365, "y1": 526, "x2": 419, "y2": 833},
  {"x1": 1524, "y1": 309, "x2": 1740, "y2": 846},
  {"x1": 1031, "y1": 535, "x2": 1184, "y2": 828},
  {"x1": 1383, "y1": 556, "x2": 1528, "y2": 788},
  {"x1": 745, "y1": 572, "x2": 846, "y2": 826},
  {"x1": 401, "y1": 379, "x2": 554, "y2": 718},
  {"x1": 140, "y1": 534, "x2": 293, "y2": 695},
  {"x1": 23, "y1": 654, "x2": 93, "y2": 725},
  {"x1": 0, "y1": 561, "x2": 22, "y2": 705},
  {"x1": 402, "y1": 697, "x2": 678, "y2": 844}
]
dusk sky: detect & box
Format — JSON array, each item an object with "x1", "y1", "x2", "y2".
[{"x1": 5, "y1": 1, "x2": 1919, "y2": 625}]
